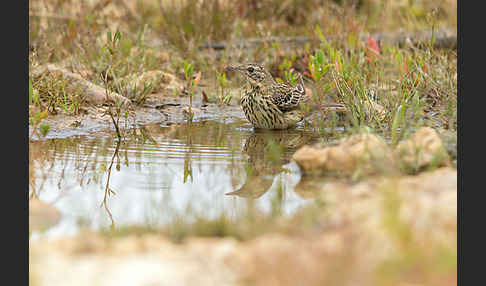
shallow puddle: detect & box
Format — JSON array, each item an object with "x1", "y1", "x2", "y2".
[{"x1": 30, "y1": 120, "x2": 327, "y2": 238}]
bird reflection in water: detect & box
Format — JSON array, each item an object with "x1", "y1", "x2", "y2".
[{"x1": 226, "y1": 129, "x2": 318, "y2": 199}]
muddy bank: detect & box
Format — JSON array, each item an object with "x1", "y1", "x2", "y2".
[
  {"x1": 29, "y1": 92, "x2": 245, "y2": 140},
  {"x1": 29, "y1": 63, "x2": 247, "y2": 140}
]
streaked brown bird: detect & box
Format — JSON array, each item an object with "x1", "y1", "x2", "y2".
[{"x1": 226, "y1": 63, "x2": 308, "y2": 130}]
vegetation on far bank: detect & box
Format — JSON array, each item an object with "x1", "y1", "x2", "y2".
[{"x1": 29, "y1": 0, "x2": 456, "y2": 140}]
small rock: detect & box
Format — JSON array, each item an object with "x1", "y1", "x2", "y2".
[
  {"x1": 70, "y1": 120, "x2": 82, "y2": 127},
  {"x1": 31, "y1": 64, "x2": 130, "y2": 106},
  {"x1": 293, "y1": 133, "x2": 396, "y2": 177},
  {"x1": 395, "y1": 127, "x2": 451, "y2": 173}
]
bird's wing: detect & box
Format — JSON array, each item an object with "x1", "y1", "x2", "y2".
[{"x1": 269, "y1": 74, "x2": 307, "y2": 111}]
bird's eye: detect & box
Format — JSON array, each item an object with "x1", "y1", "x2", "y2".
[{"x1": 247, "y1": 67, "x2": 254, "y2": 73}]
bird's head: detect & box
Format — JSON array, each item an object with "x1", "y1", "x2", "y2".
[{"x1": 226, "y1": 63, "x2": 274, "y2": 88}]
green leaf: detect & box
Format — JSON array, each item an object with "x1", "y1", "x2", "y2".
[
  {"x1": 183, "y1": 157, "x2": 193, "y2": 183},
  {"x1": 217, "y1": 72, "x2": 226, "y2": 86},
  {"x1": 102, "y1": 46, "x2": 109, "y2": 56},
  {"x1": 223, "y1": 94, "x2": 232, "y2": 105},
  {"x1": 35, "y1": 110, "x2": 48, "y2": 122},
  {"x1": 321, "y1": 64, "x2": 332, "y2": 76},
  {"x1": 315, "y1": 25, "x2": 325, "y2": 42},
  {"x1": 391, "y1": 105, "x2": 404, "y2": 145},
  {"x1": 336, "y1": 53, "x2": 343, "y2": 70},
  {"x1": 347, "y1": 33, "x2": 358, "y2": 49},
  {"x1": 285, "y1": 71, "x2": 298, "y2": 84},
  {"x1": 33, "y1": 89, "x2": 39, "y2": 105},
  {"x1": 314, "y1": 69, "x2": 322, "y2": 82},
  {"x1": 316, "y1": 49, "x2": 325, "y2": 65},
  {"x1": 395, "y1": 51, "x2": 403, "y2": 65},
  {"x1": 137, "y1": 25, "x2": 147, "y2": 48},
  {"x1": 68, "y1": 19, "x2": 75, "y2": 30},
  {"x1": 107, "y1": 30, "x2": 112, "y2": 43},
  {"x1": 114, "y1": 30, "x2": 121, "y2": 42},
  {"x1": 40, "y1": 123, "x2": 51, "y2": 137},
  {"x1": 184, "y1": 61, "x2": 194, "y2": 80},
  {"x1": 328, "y1": 47, "x2": 335, "y2": 62},
  {"x1": 29, "y1": 80, "x2": 33, "y2": 104},
  {"x1": 322, "y1": 83, "x2": 331, "y2": 93}
]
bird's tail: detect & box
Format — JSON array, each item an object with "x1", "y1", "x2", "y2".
[
  {"x1": 295, "y1": 73, "x2": 305, "y2": 94},
  {"x1": 295, "y1": 72, "x2": 310, "y2": 103}
]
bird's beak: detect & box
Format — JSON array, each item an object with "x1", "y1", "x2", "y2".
[{"x1": 225, "y1": 65, "x2": 242, "y2": 72}]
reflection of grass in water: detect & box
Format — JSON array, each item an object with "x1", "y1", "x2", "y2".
[
  {"x1": 266, "y1": 138, "x2": 285, "y2": 164},
  {"x1": 101, "y1": 139, "x2": 122, "y2": 228},
  {"x1": 30, "y1": 137, "x2": 119, "y2": 195},
  {"x1": 29, "y1": 137, "x2": 99, "y2": 197},
  {"x1": 29, "y1": 122, "x2": 243, "y2": 192},
  {"x1": 97, "y1": 122, "x2": 312, "y2": 241},
  {"x1": 30, "y1": 120, "x2": 310, "y2": 231},
  {"x1": 183, "y1": 152, "x2": 193, "y2": 183}
]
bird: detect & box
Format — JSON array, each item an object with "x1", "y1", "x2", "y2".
[{"x1": 226, "y1": 63, "x2": 308, "y2": 130}]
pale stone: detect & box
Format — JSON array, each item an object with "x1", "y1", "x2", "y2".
[
  {"x1": 292, "y1": 133, "x2": 395, "y2": 176},
  {"x1": 395, "y1": 127, "x2": 451, "y2": 172}
]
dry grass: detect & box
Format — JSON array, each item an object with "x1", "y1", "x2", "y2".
[{"x1": 29, "y1": 0, "x2": 456, "y2": 137}]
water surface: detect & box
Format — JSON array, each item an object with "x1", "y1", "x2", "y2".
[{"x1": 30, "y1": 120, "x2": 324, "y2": 238}]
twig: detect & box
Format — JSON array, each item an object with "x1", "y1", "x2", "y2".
[
  {"x1": 100, "y1": 139, "x2": 121, "y2": 228},
  {"x1": 108, "y1": 107, "x2": 122, "y2": 139}
]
